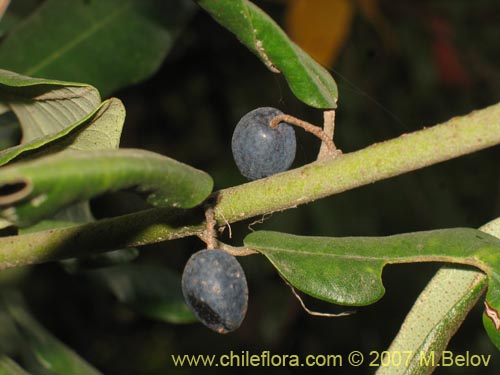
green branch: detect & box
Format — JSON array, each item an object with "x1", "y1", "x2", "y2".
[
  {"x1": 214, "y1": 102, "x2": 500, "y2": 223},
  {"x1": 0, "y1": 102, "x2": 500, "y2": 268}
]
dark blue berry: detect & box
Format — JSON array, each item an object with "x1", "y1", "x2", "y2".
[
  {"x1": 232, "y1": 107, "x2": 296, "y2": 180},
  {"x1": 181, "y1": 249, "x2": 248, "y2": 334}
]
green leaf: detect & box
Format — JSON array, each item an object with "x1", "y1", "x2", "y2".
[
  {"x1": 18, "y1": 97, "x2": 141, "y2": 269},
  {"x1": 16, "y1": 98, "x2": 126, "y2": 232},
  {"x1": 197, "y1": 0, "x2": 338, "y2": 108},
  {"x1": 244, "y1": 229, "x2": 500, "y2": 349},
  {"x1": 0, "y1": 356, "x2": 31, "y2": 375},
  {"x1": 0, "y1": 0, "x2": 196, "y2": 97},
  {"x1": 53, "y1": 97, "x2": 125, "y2": 152},
  {"x1": 2, "y1": 72, "x2": 139, "y2": 271},
  {"x1": 3, "y1": 294, "x2": 102, "y2": 375},
  {"x1": 0, "y1": 94, "x2": 128, "y2": 230},
  {"x1": 244, "y1": 229, "x2": 498, "y2": 305},
  {"x1": 0, "y1": 69, "x2": 101, "y2": 165},
  {"x1": 5, "y1": 78, "x2": 139, "y2": 269},
  {"x1": 21, "y1": 97, "x2": 126, "y2": 162},
  {"x1": 0, "y1": 148, "x2": 213, "y2": 226},
  {"x1": 89, "y1": 264, "x2": 196, "y2": 324}
]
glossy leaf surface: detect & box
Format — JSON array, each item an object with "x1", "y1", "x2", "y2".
[
  {"x1": 245, "y1": 229, "x2": 500, "y2": 349},
  {"x1": 0, "y1": 0, "x2": 196, "y2": 97}
]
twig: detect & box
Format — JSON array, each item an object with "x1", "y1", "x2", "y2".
[
  {"x1": 218, "y1": 242, "x2": 257, "y2": 256},
  {"x1": 270, "y1": 114, "x2": 338, "y2": 156},
  {"x1": 318, "y1": 110, "x2": 338, "y2": 159}
]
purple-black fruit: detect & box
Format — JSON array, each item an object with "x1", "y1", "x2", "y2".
[
  {"x1": 232, "y1": 107, "x2": 296, "y2": 180},
  {"x1": 181, "y1": 249, "x2": 248, "y2": 334}
]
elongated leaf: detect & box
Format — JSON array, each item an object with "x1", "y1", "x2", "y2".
[
  {"x1": 0, "y1": 356, "x2": 30, "y2": 375},
  {"x1": 0, "y1": 0, "x2": 196, "y2": 97},
  {"x1": 0, "y1": 96, "x2": 121, "y2": 232},
  {"x1": 197, "y1": 0, "x2": 337, "y2": 108},
  {"x1": 244, "y1": 229, "x2": 500, "y2": 349},
  {"x1": 57, "y1": 97, "x2": 125, "y2": 151},
  {"x1": 0, "y1": 149, "x2": 213, "y2": 226},
  {"x1": 4, "y1": 295, "x2": 102, "y2": 375},
  {"x1": 245, "y1": 229, "x2": 498, "y2": 305},
  {"x1": 89, "y1": 264, "x2": 196, "y2": 324},
  {"x1": 8, "y1": 87, "x2": 140, "y2": 269},
  {"x1": 17, "y1": 97, "x2": 127, "y2": 232},
  {"x1": 0, "y1": 69, "x2": 101, "y2": 165}
]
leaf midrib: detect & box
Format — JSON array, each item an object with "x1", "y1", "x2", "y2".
[
  {"x1": 255, "y1": 246, "x2": 486, "y2": 270},
  {"x1": 244, "y1": 1, "x2": 331, "y2": 101},
  {"x1": 25, "y1": 2, "x2": 133, "y2": 76}
]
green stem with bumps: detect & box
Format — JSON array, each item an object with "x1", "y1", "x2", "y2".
[
  {"x1": 213, "y1": 102, "x2": 500, "y2": 224},
  {"x1": 1, "y1": 102, "x2": 500, "y2": 268}
]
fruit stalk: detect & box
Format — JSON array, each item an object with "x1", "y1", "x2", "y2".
[
  {"x1": 269, "y1": 113, "x2": 337, "y2": 155},
  {"x1": 215, "y1": 101, "x2": 500, "y2": 224}
]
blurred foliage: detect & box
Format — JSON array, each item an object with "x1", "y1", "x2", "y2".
[
  {"x1": 285, "y1": 0, "x2": 355, "y2": 67},
  {"x1": 1, "y1": 0, "x2": 500, "y2": 374},
  {"x1": 0, "y1": 0, "x2": 196, "y2": 97}
]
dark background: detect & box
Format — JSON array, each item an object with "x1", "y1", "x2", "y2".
[{"x1": 4, "y1": 0, "x2": 500, "y2": 374}]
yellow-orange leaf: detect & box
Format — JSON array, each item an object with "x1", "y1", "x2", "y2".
[
  {"x1": 285, "y1": 0, "x2": 354, "y2": 67},
  {"x1": 0, "y1": 0, "x2": 10, "y2": 20}
]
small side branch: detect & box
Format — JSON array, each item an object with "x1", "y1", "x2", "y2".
[{"x1": 270, "y1": 114, "x2": 338, "y2": 156}]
